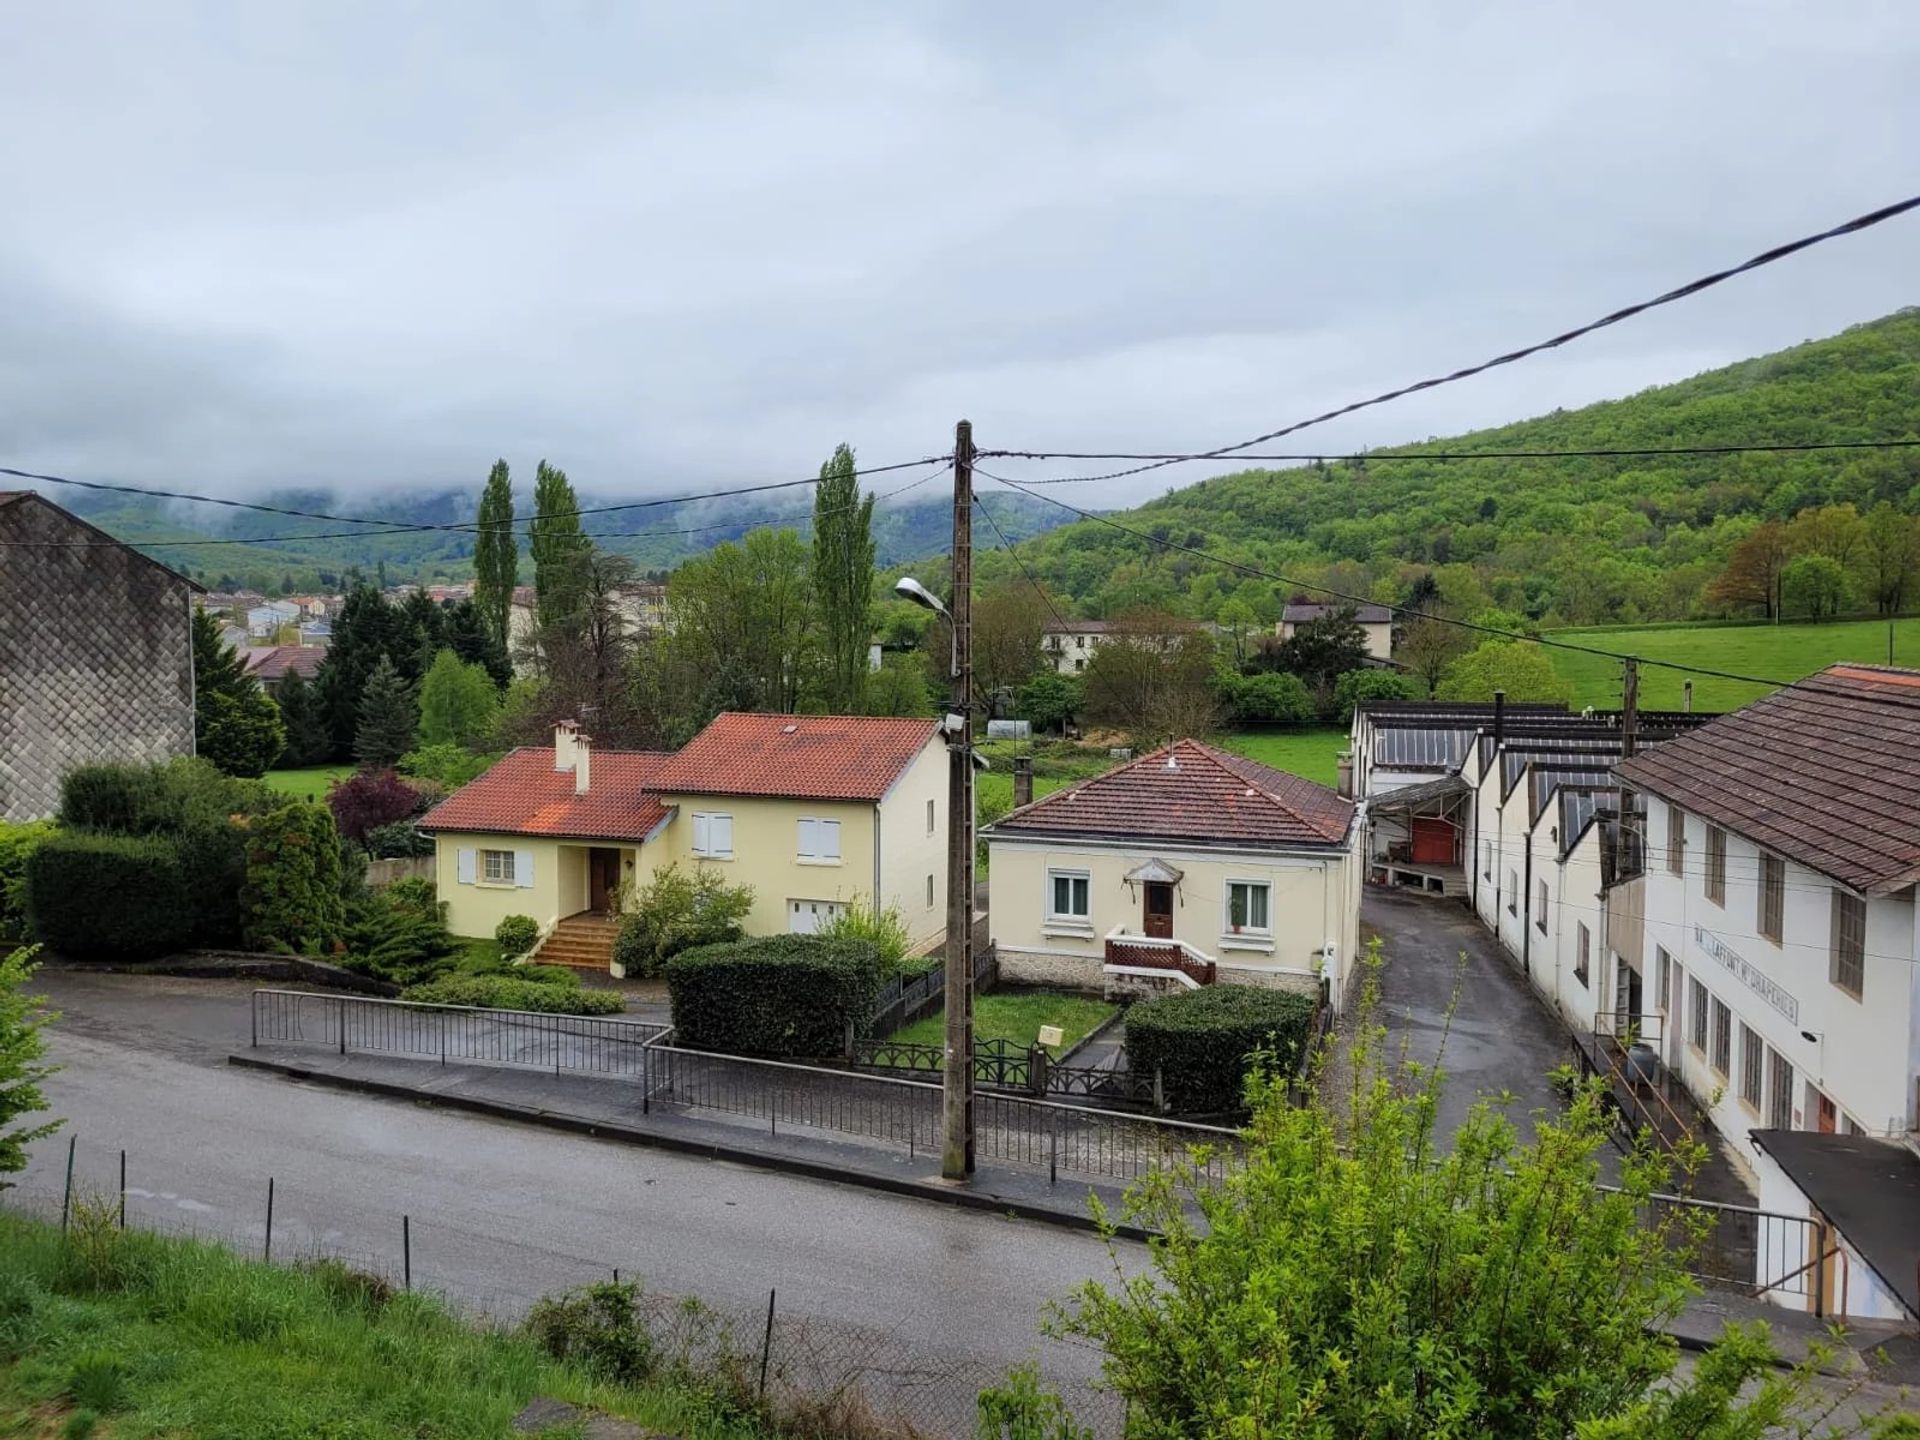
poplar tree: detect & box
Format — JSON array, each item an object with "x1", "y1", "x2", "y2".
[
  {"x1": 811, "y1": 443, "x2": 875, "y2": 713},
  {"x1": 529, "y1": 460, "x2": 591, "y2": 639},
  {"x1": 473, "y1": 459, "x2": 517, "y2": 654}
]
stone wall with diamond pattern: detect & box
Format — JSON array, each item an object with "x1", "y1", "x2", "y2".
[{"x1": 0, "y1": 494, "x2": 196, "y2": 820}]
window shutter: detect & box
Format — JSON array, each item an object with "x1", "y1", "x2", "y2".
[
  {"x1": 714, "y1": 815, "x2": 732, "y2": 855},
  {"x1": 694, "y1": 813, "x2": 710, "y2": 854},
  {"x1": 798, "y1": 818, "x2": 817, "y2": 858},
  {"x1": 820, "y1": 819, "x2": 840, "y2": 860},
  {"x1": 515, "y1": 849, "x2": 535, "y2": 888},
  {"x1": 456, "y1": 848, "x2": 476, "y2": 885}
]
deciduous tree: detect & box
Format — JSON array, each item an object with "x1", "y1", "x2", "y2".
[
  {"x1": 417, "y1": 648, "x2": 500, "y2": 748},
  {"x1": 1706, "y1": 520, "x2": 1790, "y2": 619},
  {"x1": 1781, "y1": 552, "x2": 1849, "y2": 620},
  {"x1": 811, "y1": 443, "x2": 876, "y2": 714},
  {"x1": 473, "y1": 458, "x2": 518, "y2": 654},
  {"x1": 972, "y1": 582, "x2": 1048, "y2": 699},
  {"x1": 1435, "y1": 640, "x2": 1573, "y2": 704},
  {"x1": 1396, "y1": 614, "x2": 1471, "y2": 694},
  {"x1": 1081, "y1": 614, "x2": 1217, "y2": 742},
  {"x1": 1860, "y1": 501, "x2": 1920, "y2": 615}
]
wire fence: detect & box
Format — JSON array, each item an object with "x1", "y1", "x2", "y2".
[{"x1": 4, "y1": 1135, "x2": 1122, "y2": 1440}]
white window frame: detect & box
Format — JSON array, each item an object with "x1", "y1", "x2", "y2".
[
  {"x1": 1224, "y1": 878, "x2": 1272, "y2": 936},
  {"x1": 692, "y1": 811, "x2": 734, "y2": 859},
  {"x1": 1045, "y1": 869, "x2": 1091, "y2": 927},
  {"x1": 926, "y1": 798, "x2": 936, "y2": 835},
  {"x1": 796, "y1": 816, "x2": 842, "y2": 864},
  {"x1": 481, "y1": 849, "x2": 516, "y2": 885}
]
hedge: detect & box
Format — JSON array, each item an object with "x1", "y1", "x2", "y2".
[
  {"x1": 24, "y1": 831, "x2": 197, "y2": 961},
  {"x1": 0, "y1": 820, "x2": 56, "y2": 941},
  {"x1": 240, "y1": 802, "x2": 347, "y2": 954},
  {"x1": 666, "y1": 935, "x2": 881, "y2": 1058},
  {"x1": 400, "y1": 974, "x2": 624, "y2": 1016},
  {"x1": 1124, "y1": 984, "x2": 1317, "y2": 1115}
]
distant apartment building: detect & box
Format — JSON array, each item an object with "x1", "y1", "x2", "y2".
[
  {"x1": 0, "y1": 492, "x2": 199, "y2": 820},
  {"x1": 1277, "y1": 603, "x2": 1395, "y2": 661},
  {"x1": 507, "y1": 581, "x2": 669, "y2": 661}
]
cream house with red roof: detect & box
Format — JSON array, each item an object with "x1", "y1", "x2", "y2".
[
  {"x1": 982, "y1": 740, "x2": 1362, "y2": 1008},
  {"x1": 423, "y1": 714, "x2": 947, "y2": 968}
]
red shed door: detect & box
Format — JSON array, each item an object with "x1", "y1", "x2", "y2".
[{"x1": 1410, "y1": 818, "x2": 1456, "y2": 866}]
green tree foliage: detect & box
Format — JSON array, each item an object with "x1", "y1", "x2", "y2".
[
  {"x1": 1015, "y1": 672, "x2": 1081, "y2": 734},
  {"x1": 315, "y1": 584, "x2": 407, "y2": 757},
  {"x1": 190, "y1": 609, "x2": 284, "y2": 778},
  {"x1": 1436, "y1": 640, "x2": 1575, "y2": 704},
  {"x1": 0, "y1": 944, "x2": 61, "y2": 1186},
  {"x1": 240, "y1": 801, "x2": 346, "y2": 954},
  {"x1": 1332, "y1": 667, "x2": 1421, "y2": 721},
  {"x1": 972, "y1": 582, "x2": 1048, "y2": 699},
  {"x1": 0, "y1": 822, "x2": 57, "y2": 942},
  {"x1": 271, "y1": 667, "x2": 333, "y2": 767},
  {"x1": 666, "y1": 528, "x2": 813, "y2": 714},
  {"x1": 473, "y1": 458, "x2": 518, "y2": 655},
  {"x1": 417, "y1": 649, "x2": 500, "y2": 748},
  {"x1": 611, "y1": 863, "x2": 753, "y2": 979},
  {"x1": 1259, "y1": 605, "x2": 1371, "y2": 717},
  {"x1": 1224, "y1": 670, "x2": 1316, "y2": 726},
  {"x1": 441, "y1": 596, "x2": 511, "y2": 688},
  {"x1": 399, "y1": 743, "x2": 496, "y2": 789},
  {"x1": 344, "y1": 876, "x2": 457, "y2": 983},
  {"x1": 1781, "y1": 552, "x2": 1850, "y2": 619},
  {"x1": 862, "y1": 655, "x2": 934, "y2": 717},
  {"x1": 353, "y1": 656, "x2": 418, "y2": 769},
  {"x1": 1081, "y1": 616, "x2": 1219, "y2": 742},
  {"x1": 529, "y1": 460, "x2": 590, "y2": 641},
  {"x1": 1861, "y1": 500, "x2": 1920, "y2": 614},
  {"x1": 811, "y1": 443, "x2": 877, "y2": 714}
]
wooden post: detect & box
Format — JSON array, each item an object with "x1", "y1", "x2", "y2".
[
  {"x1": 60, "y1": 1135, "x2": 75, "y2": 1234},
  {"x1": 264, "y1": 1176, "x2": 275, "y2": 1261},
  {"x1": 943, "y1": 419, "x2": 977, "y2": 1181}
]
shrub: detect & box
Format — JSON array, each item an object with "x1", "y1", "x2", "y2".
[
  {"x1": 345, "y1": 879, "x2": 458, "y2": 985},
  {"x1": 401, "y1": 974, "x2": 623, "y2": 1015},
  {"x1": 324, "y1": 769, "x2": 426, "y2": 846},
  {"x1": 0, "y1": 820, "x2": 56, "y2": 940},
  {"x1": 172, "y1": 820, "x2": 249, "y2": 948},
  {"x1": 240, "y1": 803, "x2": 346, "y2": 954},
  {"x1": 667, "y1": 936, "x2": 881, "y2": 1058},
  {"x1": 494, "y1": 914, "x2": 540, "y2": 959},
  {"x1": 512, "y1": 963, "x2": 578, "y2": 988},
  {"x1": 25, "y1": 833, "x2": 196, "y2": 961},
  {"x1": 611, "y1": 863, "x2": 753, "y2": 979},
  {"x1": 58, "y1": 757, "x2": 273, "y2": 836},
  {"x1": 818, "y1": 898, "x2": 914, "y2": 971},
  {"x1": 363, "y1": 821, "x2": 432, "y2": 859},
  {"x1": 398, "y1": 742, "x2": 496, "y2": 789},
  {"x1": 1333, "y1": 667, "x2": 1422, "y2": 721},
  {"x1": 524, "y1": 1280, "x2": 652, "y2": 1384},
  {"x1": 1124, "y1": 984, "x2": 1316, "y2": 1114},
  {"x1": 1229, "y1": 670, "x2": 1316, "y2": 725}
]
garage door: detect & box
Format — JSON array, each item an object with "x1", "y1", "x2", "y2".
[{"x1": 788, "y1": 899, "x2": 848, "y2": 935}]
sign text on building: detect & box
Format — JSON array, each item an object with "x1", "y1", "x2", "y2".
[{"x1": 1693, "y1": 923, "x2": 1799, "y2": 1026}]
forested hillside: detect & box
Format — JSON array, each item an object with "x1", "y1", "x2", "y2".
[{"x1": 970, "y1": 308, "x2": 1920, "y2": 625}]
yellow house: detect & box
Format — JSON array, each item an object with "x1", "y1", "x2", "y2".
[
  {"x1": 423, "y1": 714, "x2": 948, "y2": 968},
  {"x1": 983, "y1": 740, "x2": 1363, "y2": 1011}
]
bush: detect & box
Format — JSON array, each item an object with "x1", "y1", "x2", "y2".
[
  {"x1": 1229, "y1": 670, "x2": 1316, "y2": 725},
  {"x1": 363, "y1": 821, "x2": 432, "y2": 859},
  {"x1": 240, "y1": 803, "x2": 346, "y2": 954},
  {"x1": 667, "y1": 935, "x2": 881, "y2": 1058},
  {"x1": 524, "y1": 1281, "x2": 652, "y2": 1384},
  {"x1": 324, "y1": 769, "x2": 426, "y2": 846},
  {"x1": 1124, "y1": 984, "x2": 1316, "y2": 1114},
  {"x1": 494, "y1": 914, "x2": 540, "y2": 960},
  {"x1": 344, "y1": 877, "x2": 458, "y2": 985},
  {"x1": 818, "y1": 899, "x2": 914, "y2": 972},
  {"x1": 512, "y1": 964, "x2": 578, "y2": 988},
  {"x1": 1333, "y1": 667, "x2": 1422, "y2": 721},
  {"x1": 398, "y1": 743, "x2": 497, "y2": 789},
  {"x1": 0, "y1": 820, "x2": 56, "y2": 940},
  {"x1": 58, "y1": 757, "x2": 273, "y2": 837},
  {"x1": 401, "y1": 974, "x2": 623, "y2": 1015},
  {"x1": 25, "y1": 833, "x2": 196, "y2": 961},
  {"x1": 611, "y1": 863, "x2": 753, "y2": 980}
]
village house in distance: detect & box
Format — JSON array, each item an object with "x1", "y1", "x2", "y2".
[{"x1": 0, "y1": 492, "x2": 199, "y2": 820}]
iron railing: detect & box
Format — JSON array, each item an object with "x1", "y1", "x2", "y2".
[
  {"x1": 250, "y1": 989, "x2": 673, "y2": 1079},
  {"x1": 866, "y1": 945, "x2": 997, "y2": 1037}
]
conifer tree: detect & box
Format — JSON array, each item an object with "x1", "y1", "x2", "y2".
[{"x1": 352, "y1": 655, "x2": 417, "y2": 768}]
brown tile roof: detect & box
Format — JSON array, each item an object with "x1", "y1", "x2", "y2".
[
  {"x1": 241, "y1": 645, "x2": 327, "y2": 682},
  {"x1": 1283, "y1": 602, "x2": 1393, "y2": 625},
  {"x1": 421, "y1": 747, "x2": 674, "y2": 841},
  {"x1": 1615, "y1": 664, "x2": 1920, "y2": 895},
  {"x1": 650, "y1": 713, "x2": 940, "y2": 802},
  {"x1": 988, "y1": 738, "x2": 1354, "y2": 849}
]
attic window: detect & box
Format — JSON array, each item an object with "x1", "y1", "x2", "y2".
[{"x1": 782, "y1": 724, "x2": 798, "y2": 734}]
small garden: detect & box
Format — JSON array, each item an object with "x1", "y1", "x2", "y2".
[{"x1": 890, "y1": 993, "x2": 1117, "y2": 1059}]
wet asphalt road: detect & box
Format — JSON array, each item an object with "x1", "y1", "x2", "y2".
[{"x1": 16, "y1": 970, "x2": 1134, "y2": 1429}]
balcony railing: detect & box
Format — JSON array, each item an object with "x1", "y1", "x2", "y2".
[{"x1": 1103, "y1": 927, "x2": 1216, "y2": 986}]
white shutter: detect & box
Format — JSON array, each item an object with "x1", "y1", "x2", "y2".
[
  {"x1": 456, "y1": 848, "x2": 476, "y2": 885},
  {"x1": 820, "y1": 819, "x2": 840, "y2": 860},
  {"x1": 797, "y1": 818, "x2": 816, "y2": 858},
  {"x1": 515, "y1": 849, "x2": 535, "y2": 888},
  {"x1": 693, "y1": 813, "x2": 710, "y2": 855},
  {"x1": 713, "y1": 815, "x2": 732, "y2": 856}
]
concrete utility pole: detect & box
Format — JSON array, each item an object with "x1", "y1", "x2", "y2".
[{"x1": 943, "y1": 419, "x2": 976, "y2": 1180}]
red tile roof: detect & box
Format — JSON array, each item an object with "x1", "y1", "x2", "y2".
[
  {"x1": 650, "y1": 713, "x2": 940, "y2": 802},
  {"x1": 988, "y1": 739, "x2": 1354, "y2": 849},
  {"x1": 421, "y1": 747, "x2": 674, "y2": 841},
  {"x1": 241, "y1": 645, "x2": 327, "y2": 682},
  {"x1": 1615, "y1": 664, "x2": 1920, "y2": 895}
]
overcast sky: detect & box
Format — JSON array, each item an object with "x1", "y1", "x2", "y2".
[{"x1": 3, "y1": 2, "x2": 1916, "y2": 511}]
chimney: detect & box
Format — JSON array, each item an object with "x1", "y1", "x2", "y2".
[
  {"x1": 1683, "y1": 679, "x2": 1694, "y2": 713},
  {"x1": 574, "y1": 733, "x2": 592, "y2": 795},
  {"x1": 1012, "y1": 755, "x2": 1034, "y2": 808},
  {"x1": 553, "y1": 720, "x2": 578, "y2": 772}
]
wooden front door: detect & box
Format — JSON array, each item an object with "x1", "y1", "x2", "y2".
[
  {"x1": 1814, "y1": 1088, "x2": 1837, "y2": 1134},
  {"x1": 1143, "y1": 882, "x2": 1174, "y2": 939},
  {"x1": 588, "y1": 848, "x2": 620, "y2": 913}
]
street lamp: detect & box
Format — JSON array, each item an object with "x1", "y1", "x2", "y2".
[{"x1": 895, "y1": 576, "x2": 957, "y2": 678}]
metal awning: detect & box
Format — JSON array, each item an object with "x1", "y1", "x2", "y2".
[
  {"x1": 1368, "y1": 773, "x2": 1469, "y2": 814},
  {"x1": 1124, "y1": 857, "x2": 1185, "y2": 885}
]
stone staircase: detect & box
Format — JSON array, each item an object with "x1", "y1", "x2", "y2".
[{"x1": 531, "y1": 911, "x2": 621, "y2": 972}]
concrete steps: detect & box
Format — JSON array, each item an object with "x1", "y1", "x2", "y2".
[{"x1": 532, "y1": 913, "x2": 620, "y2": 972}]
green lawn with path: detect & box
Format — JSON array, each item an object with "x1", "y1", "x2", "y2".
[
  {"x1": 1544, "y1": 616, "x2": 1920, "y2": 711},
  {"x1": 1218, "y1": 727, "x2": 1346, "y2": 787},
  {"x1": 263, "y1": 764, "x2": 354, "y2": 799},
  {"x1": 892, "y1": 991, "x2": 1118, "y2": 1058}
]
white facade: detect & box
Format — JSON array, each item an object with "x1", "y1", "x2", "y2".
[
  {"x1": 1277, "y1": 613, "x2": 1394, "y2": 660},
  {"x1": 1040, "y1": 624, "x2": 1113, "y2": 675},
  {"x1": 1637, "y1": 800, "x2": 1920, "y2": 1158}
]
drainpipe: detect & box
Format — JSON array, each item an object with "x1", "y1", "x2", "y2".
[{"x1": 1521, "y1": 829, "x2": 1533, "y2": 980}]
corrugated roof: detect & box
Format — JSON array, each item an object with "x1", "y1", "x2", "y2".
[
  {"x1": 988, "y1": 738, "x2": 1353, "y2": 849},
  {"x1": 421, "y1": 747, "x2": 674, "y2": 841},
  {"x1": 1615, "y1": 665, "x2": 1920, "y2": 895},
  {"x1": 650, "y1": 712, "x2": 938, "y2": 802}
]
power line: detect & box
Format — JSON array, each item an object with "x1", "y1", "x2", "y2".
[
  {"x1": 973, "y1": 192, "x2": 1920, "y2": 487},
  {"x1": 973, "y1": 464, "x2": 1796, "y2": 691},
  {"x1": 973, "y1": 491, "x2": 1074, "y2": 633}
]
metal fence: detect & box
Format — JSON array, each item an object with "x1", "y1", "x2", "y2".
[
  {"x1": 1631, "y1": 1188, "x2": 1827, "y2": 1307},
  {"x1": 867, "y1": 944, "x2": 998, "y2": 1038},
  {"x1": 251, "y1": 989, "x2": 673, "y2": 1078}
]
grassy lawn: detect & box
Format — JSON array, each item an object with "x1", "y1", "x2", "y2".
[
  {"x1": 0, "y1": 1210, "x2": 769, "y2": 1440},
  {"x1": 1218, "y1": 727, "x2": 1347, "y2": 787},
  {"x1": 1545, "y1": 616, "x2": 1920, "y2": 711},
  {"x1": 263, "y1": 763, "x2": 354, "y2": 799},
  {"x1": 892, "y1": 991, "x2": 1118, "y2": 1058},
  {"x1": 974, "y1": 770, "x2": 1069, "y2": 816}
]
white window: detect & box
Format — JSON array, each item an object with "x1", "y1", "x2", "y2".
[
  {"x1": 1227, "y1": 881, "x2": 1270, "y2": 933},
  {"x1": 797, "y1": 817, "x2": 842, "y2": 862},
  {"x1": 788, "y1": 899, "x2": 847, "y2": 935},
  {"x1": 1048, "y1": 870, "x2": 1090, "y2": 922},
  {"x1": 926, "y1": 873, "x2": 935, "y2": 908},
  {"x1": 692, "y1": 812, "x2": 734, "y2": 858},
  {"x1": 482, "y1": 849, "x2": 515, "y2": 884},
  {"x1": 926, "y1": 799, "x2": 936, "y2": 835}
]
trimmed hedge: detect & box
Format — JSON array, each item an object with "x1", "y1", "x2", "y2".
[
  {"x1": 241, "y1": 802, "x2": 347, "y2": 954},
  {"x1": 24, "y1": 832, "x2": 196, "y2": 961},
  {"x1": 0, "y1": 820, "x2": 56, "y2": 941},
  {"x1": 666, "y1": 935, "x2": 881, "y2": 1058},
  {"x1": 1125, "y1": 985, "x2": 1317, "y2": 1115},
  {"x1": 494, "y1": 915, "x2": 540, "y2": 959},
  {"x1": 401, "y1": 974, "x2": 624, "y2": 1015}
]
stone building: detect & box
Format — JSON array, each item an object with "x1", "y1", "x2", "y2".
[{"x1": 0, "y1": 492, "x2": 199, "y2": 820}]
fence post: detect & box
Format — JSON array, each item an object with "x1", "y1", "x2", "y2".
[
  {"x1": 338, "y1": 997, "x2": 347, "y2": 1056},
  {"x1": 641, "y1": 1042, "x2": 650, "y2": 1115},
  {"x1": 1153, "y1": 1066, "x2": 1166, "y2": 1115},
  {"x1": 758, "y1": 1288, "x2": 776, "y2": 1402},
  {"x1": 251, "y1": 993, "x2": 258, "y2": 1048},
  {"x1": 59, "y1": 1134, "x2": 75, "y2": 1234},
  {"x1": 264, "y1": 1176, "x2": 274, "y2": 1261},
  {"x1": 1029, "y1": 1044, "x2": 1047, "y2": 1097},
  {"x1": 1050, "y1": 1125, "x2": 1058, "y2": 1187},
  {"x1": 403, "y1": 1215, "x2": 412, "y2": 1293},
  {"x1": 1812, "y1": 1226, "x2": 1827, "y2": 1319},
  {"x1": 118, "y1": 1149, "x2": 126, "y2": 1230},
  {"x1": 440, "y1": 1010, "x2": 446, "y2": 1067}
]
